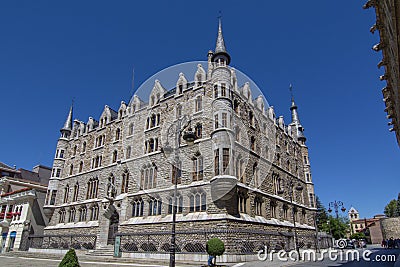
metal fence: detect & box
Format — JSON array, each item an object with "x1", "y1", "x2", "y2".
[
  {"x1": 28, "y1": 234, "x2": 97, "y2": 250},
  {"x1": 117, "y1": 229, "x2": 320, "y2": 255}
]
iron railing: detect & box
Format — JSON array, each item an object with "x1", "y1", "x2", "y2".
[
  {"x1": 117, "y1": 229, "x2": 326, "y2": 255},
  {"x1": 28, "y1": 234, "x2": 97, "y2": 250}
]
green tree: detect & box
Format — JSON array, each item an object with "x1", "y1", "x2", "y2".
[
  {"x1": 395, "y1": 193, "x2": 400, "y2": 217},
  {"x1": 350, "y1": 232, "x2": 366, "y2": 240},
  {"x1": 384, "y1": 199, "x2": 397, "y2": 217},
  {"x1": 320, "y1": 216, "x2": 349, "y2": 239},
  {"x1": 59, "y1": 248, "x2": 80, "y2": 267},
  {"x1": 316, "y1": 196, "x2": 328, "y2": 230},
  {"x1": 206, "y1": 238, "x2": 225, "y2": 266}
]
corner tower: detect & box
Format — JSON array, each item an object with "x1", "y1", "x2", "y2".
[{"x1": 43, "y1": 105, "x2": 73, "y2": 219}]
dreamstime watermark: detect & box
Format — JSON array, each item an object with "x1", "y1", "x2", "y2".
[{"x1": 257, "y1": 239, "x2": 397, "y2": 263}]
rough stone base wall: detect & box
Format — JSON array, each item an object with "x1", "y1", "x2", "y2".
[{"x1": 381, "y1": 217, "x2": 400, "y2": 239}]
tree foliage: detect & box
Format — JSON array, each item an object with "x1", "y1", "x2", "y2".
[
  {"x1": 316, "y1": 196, "x2": 328, "y2": 229},
  {"x1": 395, "y1": 193, "x2": 400, "y2": 217},
  {"x1": 350, "y1": 232, "x2": 366, "y2": 240},
  {"x1": 384, "y1": 199, "x2": 397, "y2": 218},
  {"x1": 320, "y1": 216, "x2": 349, "y2": 239},
  {"x1": 207, "y1": 238, "x2": 225, "y2": 265},
  {"x1": 59, "y1": 248, "x2": 80, "y2": 267}
]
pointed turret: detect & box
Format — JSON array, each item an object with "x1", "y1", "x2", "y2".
[
  {"x1": 60, "y1": 104, "x2": 73, "y2": 138},
  {"x1": 290, "y1": 99, "x2": 300, "y2": 124},
  {"x1": 289, "y1": 85, "x2": 306, "y2": 143},
  {"x1": 211, "y1": 18, "x2": 231, "y2": 65}
]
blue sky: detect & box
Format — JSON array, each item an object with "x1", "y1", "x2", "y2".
[{"x1": 0, "y1": 1, "x2": 398, "y2": 218}]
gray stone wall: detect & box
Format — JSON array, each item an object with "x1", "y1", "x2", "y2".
[{"x1": 381, "y1": 217, "x2": 400, "y2": 239}]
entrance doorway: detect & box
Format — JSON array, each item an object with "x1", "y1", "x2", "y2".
[{"x1": 107, "y1": 210, "x2": 119, "y2": 245}]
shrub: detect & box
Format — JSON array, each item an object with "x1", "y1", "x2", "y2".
[
  {"x1": 206, "y1": 238, "x2": 225, "y2": 265},
  {"x1": 59, "y1": 248, "x2": 80, "y2": 267}
]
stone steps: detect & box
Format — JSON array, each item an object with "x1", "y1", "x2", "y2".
[{"x1": 86, "y1": 245, "x2": 114, "y2": 257}]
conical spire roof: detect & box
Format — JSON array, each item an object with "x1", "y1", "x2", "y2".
[
  {"x1": 215, "y1": 18, "x2": 227, "y2": 54},
  {"x1": 61, "y1": 105, "x2": 73, "y2": 132},
  {"x1": 211, "y1": 18, "x2": 231, "y2": 65}
]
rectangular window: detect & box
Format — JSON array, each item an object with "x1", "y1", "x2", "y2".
[
  {"x1": 214, "y1": 85, "x2": 218, "y2": 98},
  {"x1": 222, "y1": 148, "x2": 229, "y2": 174},
  {"x1": 222, "y1": 113, "x2": 227, "y2": 128},
  {"x1": 214, "y1": 149, "x2": 220, "y2": 175},
  {"x1": 50, "y1": 191, "x2": 57, "y2": 205},
  {"x1": 309, "y1": 193, "x2": 315, "y2": 208},
  {"x1": 221, "y1": 83, "x2": 226, "y2": 96},
  {"x1": 56, "y1": 169, "x2": 61, "y2": 177},
  {"x1": 214, "y1": 114, "x2": 219, "y2": 129}
]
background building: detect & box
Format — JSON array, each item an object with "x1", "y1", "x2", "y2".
[
  {"x1": 37, "y1": 22, "x2": 318, "y2": 262},
  {"x1": 348, "y1": 206, "x2": 385, "y2": 244},
  {"x1": 364, "y1": 0, "x2": 400, "y2": 145},
  {"x1": 0, "y1": 162, "x2": 50, "y2": 252}
]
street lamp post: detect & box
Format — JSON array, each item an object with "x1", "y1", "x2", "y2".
[
  {"x1": 327, "y1": 200, "x2": 346, "y2": 239},
  {"x1": 328, "y1": 200, "x2": 346, "y2": 219},
  {"x1": 278, "y1": 176, "x2": 303, "y2": 257},
  {"x1": 162, "y1": 116, "x2": 196, "y2": 267}
]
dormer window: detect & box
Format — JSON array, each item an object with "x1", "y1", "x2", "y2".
[{"x1": 178, "y1": 84, "x2": 183, "y2": 94}]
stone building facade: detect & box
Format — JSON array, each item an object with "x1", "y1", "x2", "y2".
[
  {"x1": 41, "y1": 21, "x2": 317, "y2": 260},
  {"x1": 364, "y1": 0, "x2": 400, "y2": 145}
]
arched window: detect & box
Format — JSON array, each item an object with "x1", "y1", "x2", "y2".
[
  {"x1": 59, "y1": 208, "x2": 66, "y2": 223},
  {"x1": 128, "y1": 123, "x2": 134, "y2": 136},
  {"x1": 148, "y1": 197, "x2": 162, "y2": 216},
  {"x1": 112, "y1": 150, "x2": 118, "y2": 163},
  {"x1": 195, "y1": 96, "x2": 202, "y2": 112},
  {"x1": 90, "y1": 204, "x2": 99, "y2": 221},
  {"x1": 78, "y1": 206, "x2": 87, "y2": 222},
  {"x1": 115, "y1": 128, "x2": 121, "y2": 141},
  {"x1": 132, "y1": 198, "x2": 144, "y2": 217},
  {"x1": 171, "y1": 161, "x2": 182, "y2": 185},
  {"x1": 151, "y1": 114, "x2": 156, "y2": 128},
  {"x1": 121, "y1": 171, "x2": 129, "y2": 194},
  {"x1": 283, "y1": 204, "x2": 289, "y2": 220},
  {"x1": 79, "y1": 161, "x2": 83, "y2": 173},
  {"x1": 238, "y1": 191, "x2": 247, "y2": 214},
  {"x1": 126, "y1": 146, "x2": 131, "y2": 159},
  {"x1": 68, "y1": 207, "x2": 76, "y2": 223},
  {"x1": 254, "y1": 196, "x2": 263, "y2": 216},
  {"x1": 168, "y1": 194, "x2": 183, "y2": 214},
  {"x1": 86, "y1": 177, "x2": 99, "y2": 199},
  {"x1": 69, "y1": 164, "x2": 74, "y2": 175},
  {"x1": 270, "y1": 200, "x2": 277, "y2": 218},
  {"x1": 73, "y1": 182, "x2": 79, "y2": 202},
  {"x1": 140, "y1": 165, "x2": 157, "y2": 190},
  {"x1": 192, "y1": 154, "x2": 203, "y2": 182},
  {"x1": 189, "y1": 191, "x2": 206, "y2": 212},
  {"x1": 73, "y1": 145, "x2": 77, "y2": 156},
  {"x1": 250, "y1": 136, "x2": 256, "y2": 151},
  {"x1": 63, "y1": 185, "x2": 69, "y2": 203}
]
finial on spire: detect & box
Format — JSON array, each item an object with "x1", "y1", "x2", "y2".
[{"x1": 289, "y1": 84, "x2": 294, "y2": 102}]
